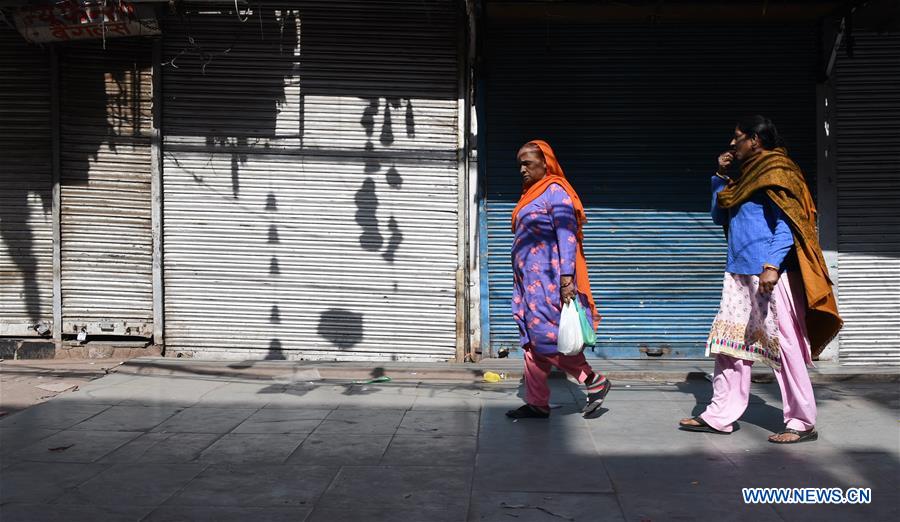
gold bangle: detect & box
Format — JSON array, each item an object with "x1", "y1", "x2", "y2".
[{"x1": 763, "y1": 264, "x2": 779, "y2": 272}]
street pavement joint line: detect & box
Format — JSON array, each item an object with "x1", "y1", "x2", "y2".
[
  {"x1": 65, "y1": 404, "x2": 116, "y2": 430},
  {"x1": 303, "y1": 464, "x2": 353, "y2": 521},
  {"x1": 191, "y1": 378, "x2": 247, "y2": 404},
  {"x1": 187, "y1": 431, "x2": 229, "y2": 463},
  {"x1": 31, "y1": 462, "x2": 116, "y2": 504},
  {"x1": 500, "y1": 501, "x2": 578, "y2": 521},
  {"x1": 379, "y1": 408, "x2": 417, "y2": 464},
  {"x1": 141, "y1": 462, "x2": 212, "y2": 512},
  {"x1": 120, "y1": 432, "x2": 173, "y2": 462},
  {"x1": 149, "y1": 408, "x2": 186, "y2": 434},
  {"x1": 463, "y1": 398, "x2": 484, "y2": 522},
  {"x1": 575, "y1": 421, "x2": 629, "y2": 519},
  {"x1": 279, "y1": 431, "x2": 314, "y2": 464}
]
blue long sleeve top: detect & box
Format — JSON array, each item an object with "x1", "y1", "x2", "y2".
[{"x1": 711, "y1": 175, "x2": 797, "y2": 275}]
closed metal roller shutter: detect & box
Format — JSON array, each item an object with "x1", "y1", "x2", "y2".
[
  {"x1": 161, "y1": 1, "x2": 461, "y2": 360},
  {"x1": 484, "y1": 21, "x2": 818, "y2": 358},
  {"x1": 59, "y1": 39, "x2": 154, "y2": 337},
  {"x1": 0, "y1": 27, "x2": 53, "y2": 337},
  {"x1": 835, "y1": 32, "x2": 900, "y2": 365}
]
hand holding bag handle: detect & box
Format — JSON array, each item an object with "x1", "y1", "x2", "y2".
[{"x1": 558, "y1": 300, "x2": 584, "y2": 356}]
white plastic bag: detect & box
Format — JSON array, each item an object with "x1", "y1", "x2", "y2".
[{"x1": 557, "y1": 300, "x2": 584, "y2": 356}]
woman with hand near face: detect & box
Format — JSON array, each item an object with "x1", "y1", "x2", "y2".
[{"x1": 679, "y1": 116, "x2": 842, "y2": 443}]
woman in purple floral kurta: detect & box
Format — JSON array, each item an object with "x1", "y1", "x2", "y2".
[
  {"x1": 506, "y1": 140, "x2": 611, "y2": 419},
  {"x1": 511, "y1": 183, "x2": 584, "y2": 352}
]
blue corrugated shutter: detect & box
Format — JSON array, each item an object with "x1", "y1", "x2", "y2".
[{"x1": 483, "y1": 23, "x2": 818, "y2": 359}]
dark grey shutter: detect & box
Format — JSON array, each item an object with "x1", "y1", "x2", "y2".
[
  {"x1": 0, "y1": 27, "x2": 53, "y2": 336},
  {"x1": 835, "y1": 32, "x2": 900, "y2": 365},
  {"x1": 483, "y1": 22, "x2": 818, "y2": 358}
]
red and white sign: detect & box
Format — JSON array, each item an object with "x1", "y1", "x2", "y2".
[{"x1": 14, "y1": 1, "x2": 160, "y2": 43}]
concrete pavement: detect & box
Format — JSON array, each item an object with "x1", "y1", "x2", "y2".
[
  {"x1": 0, "y1": 359, "x2": 123, "y2": 417},
  {"x1": 0, "y1": 361, "x2": 897, "y2": 521}
]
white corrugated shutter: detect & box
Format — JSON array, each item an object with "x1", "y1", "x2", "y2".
[
  {"x1": 59, "y1": 40, "x2": 154, "y2": 337},
  {"x1": 161, "y1": 1, "x2": 461, "y2": 360},
  {"x1": 0, "y1": 27, "x2": 53, "y2": 337},
  {"x1": 835, "y1": 32, "x2": 900, "y2": 365}
]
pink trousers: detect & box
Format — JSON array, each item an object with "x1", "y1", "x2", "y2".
[
  {"x1": 701, "y1": 271, "x2": 817, "y2": 433},
  {"x1": 524, "y1": 348, "x2": 595, "y2": 408}
]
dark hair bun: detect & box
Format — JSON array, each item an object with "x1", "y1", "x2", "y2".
[{"x1": 736, "y1": 115, "x2": 785, "y2": 150}]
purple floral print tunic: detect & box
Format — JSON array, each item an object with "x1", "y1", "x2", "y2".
[{"x1": 511, "y1": 183, "x2": 592, "y2": 355}]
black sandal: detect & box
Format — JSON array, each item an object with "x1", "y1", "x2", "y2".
[
  {"x1": 768, "y1": 428, "x2": 818, "y2": 444},
  {"x1": 505, "y1": 404, "x2": 550, "y2": 419},
  {"x1": 582, "y1": 379, "x2": 612, "y2": 416},
  {"x1": 678, "y1": 416, "x2": 731, "y2": 435}
]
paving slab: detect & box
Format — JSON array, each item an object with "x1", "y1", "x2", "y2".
[
  {"x1": 99, "y1": 432, "x2": 222, "y2": 464},
  {"x1": 144, "y1": 506, "x2": 308, "y2": 522},
  {"x1": 11, "y1": 429, "x2": 143, "y2": 463},
  {"x1": 69, "y1": 405, "x2": 182, "y2": 432},
  {"x1": 307, "y1": 465, "x2": 472, "y2": 522},
  {"x1": 0, "y1": 461, "x2": 108, "y2": 504},
  {"x1": 618, "y1": 491, "x2": 781, "y2": 521},
  {"x1": 313, "y1": 408, "x2": 405, "y2": 435},
  {"x1": 426, "y1": 384, "x2": 520, "y2": 403},
  {"x1": 382, "y1": 435, "x2": 477, "y2": 466},
  {"x1": 468, "y1": 491, "x2": 624, "y2": 522},
  {"x1": 482, "y1": 425, "x2": 596, "y2": 454},
  {"x1": 816, "y1": 402, "x2": 900, "y2": 454},
  {"x1": 410, "y1": 396, "x2": 482, "y2": 411},
  {"x1": 59, "y1": 375, "x2": 225, "y2": 408},
  {"x1": 475, "y1": 451, "x2": 614, "y2": 494},
  {"x1": 0, "y1": 401, "x2": 111, "y2": 431},
  {"x1": 151, "y1": 407, "x2": 258, "y2": 434},
  {"x1": 52, "y1": 462, "x2": 207, "y2": 506},
  {"x1": 728, "y1": 451, "x2": 900, "y2": 492},
  {"x1": 197, "y1": 433, "x2": 306, "y2": 464},
  {"x1": 0, "y1": 360, "x2": 118, "y2": 417},
  {"x1": 118, "y1": 377, "x2": 229, "y2": 405},
  {"x1": 260, "y1": 384, "x2": 347, "y2": 409},
  {"x1": 287, "y1": 433, "x2": 393, "y2": 466},
  {"x1": 165, "y1": 464, "x2": 337, "y2": 507},
  {"x1": 333, "y1": 385, "x2": 419, "y2": 410},
  {"x1": 0, "y1": 427, "x2": 60, "y2": 455},
  {"x1": 397, "y1": 410, "x2": 479, "y2": 437},
  {"x1": 0, "y1": 503, "x2": 155, "y2": 522},
  {"x1": 232, "y1": 407, "x2": 330, "y2": 434},
  {"x1": 478, "y1": 408, "x2": 597, "y2": 456},
  {"x1": 587, "y1": 400, "x2": 722, "y2": 456},
  {"x1": 602, "y1": 452, "x2": 744, "y2": 495},
  {"x1": 193, "y1": 381, "x2": 285, "y2": 408}
]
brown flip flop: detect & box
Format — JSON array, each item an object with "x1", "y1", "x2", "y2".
[
  {"x1": 678, "y1": 416, "x2": 731, "y2": 435},
  {"x1": 768, "y1": 428, "x2": 818, "y2": 444}
]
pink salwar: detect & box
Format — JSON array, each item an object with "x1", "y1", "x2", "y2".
[
  {"x1": 524, "y1": 347, "x2": 595, "y2": 408},
  {"x1": 700, "y1": 271, "x2": 817, "y2": 433}
]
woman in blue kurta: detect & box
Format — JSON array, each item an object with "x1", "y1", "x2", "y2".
[
  {"x1": 679, "y1": 116, "x2": 841, "y2": 443},
  {"x1": 505, "y1": 140, "x2": 611, "y2": 419}
]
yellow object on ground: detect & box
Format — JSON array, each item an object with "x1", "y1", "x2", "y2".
[{"x1": 483, "y1": 371, "x2": 503, "y2": 383}]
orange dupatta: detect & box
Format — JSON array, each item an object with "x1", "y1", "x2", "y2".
[{"x1": 511, "y1": 140, "x2": 600, "y2": 329}]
